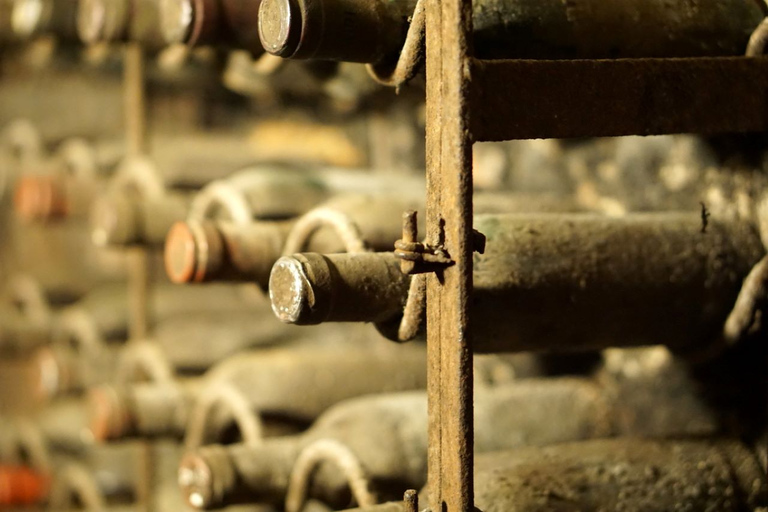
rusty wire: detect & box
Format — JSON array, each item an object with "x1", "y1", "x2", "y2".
[
  {"x1": 721, "y1": 196, "x2": 768, "y2": 346},
  {"x1": 366, "y1": 0, "x2": 425, "y2": 89},
  {"x1": 189, "y1": 169, "x2": 307, "y2": 223},
  {"x1": 3, "y1": 420, "x2": 50, "y2": 472},
  {"x1": 187, "y1": 181, "x2": 255, "y2": 224},
  {"x1": 723, "y1": 255, "x2": 768, "y2": 344},
  {"x1": 284, "y1": 438, "x2": 376, "y2": 512},
  {"x1": 281, "y1": 208, "x2": 368, "y2": 255},
  {"x1": 5, "y1": 275, "x2": 52, "y2": 326},
  {"x1": 52, "y1": 309, "x2": 108, "y2": 374},
  {"x1": 48, "y1": 463, "x2": 106, "y2": 510},
  {"x1": 397, "y1": 274, "x2": 426, "y2": 342},
  {"x1": 108, "y1": 156, "x2": 166, "y2": 198},
  {"x1": 116, "y1": 341, "x2": 175, "y2": 385},
  {"x1": 54, "y1": 139, "x2": 98, "y2": 180},
  {"x1": 747, "y1": 17, "x2": 768, "y2": 56},
  {"x1": 183, "y1": 381, "x2": 263, "y2": 451}
]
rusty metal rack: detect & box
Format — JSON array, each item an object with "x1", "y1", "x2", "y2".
[{"x1": 422, "y1": 2, "x2": 768, "y2": 510}]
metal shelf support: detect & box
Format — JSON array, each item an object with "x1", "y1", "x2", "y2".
[{"x1": 424, "y1": 0, "x2": 475, "y2": 507}]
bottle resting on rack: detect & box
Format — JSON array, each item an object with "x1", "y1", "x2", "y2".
[
  {"x1": 178, "y1": 358, "x2": 723, "y2": 510},
  {"x1": 257, "y1": 0, "x2": 765, "y2": 64},
  {"x1": 269, "y1": 212, "x2": 765, "y2": 354}
]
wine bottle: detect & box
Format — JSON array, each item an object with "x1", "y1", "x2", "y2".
[
  {"x1": 342, "y1": 439, "x2": 768, "y2": 512},
  {"x1": 178, "y1": 361, "x2": 722, "y2": 509},
  {"x1": 257, "y1": 0, "x2": 765, "y2": 64},
  {"x1": 165, "y1": 193, "x2": 422, "y2": 286},
  {"x1": 270, "y1": 212, "x2": 764, "y2": 354},
  {"x1": 90, "y1": 329, "x2": 427, "y2": 441}
]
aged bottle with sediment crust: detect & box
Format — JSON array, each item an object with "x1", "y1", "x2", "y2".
[
  {"x1": 90, "y1": 191, "x2": 190, "y2": 248},
  {"x1": 88, "y1": 326, "x2": 428, "y2": 441},
  {"x1": 164, "y1": 193, "x2": 423, "y2": 287},
  {"x1": 159, "y1": 0, "x2": 267, "y2": 56},
  {"x1": 8, "y1": 0, "x2": 79, "y2": 41},
  {"x1": 148, "y1": 309, "x2": 300, "y2": 372},
  {"x1": 163, "y1": 190, "x2": 567, "y2": 287},
  {"x1": 177, "y1": 355, "x2": 725, "y2": 510},
  {"x1": 269, "y1": 212, "x2": 765, "y2": 354},
  {"x1": 13, "y1": 139, "x2": 123, "y2": 223},
  {"x1": 341, "y1": 439, "x2": 768, "y2": 512},
  {"x1": 256, "y1": 0, "x2": 765, "y2": 64},
  {"x1": 0, "y1": 397, "x2": 92, "y2": 455},
  {"x1": 29, "y1": 285, "x2": 268, "y2": 397},
  {"x1": 77, "y1": 0, "x2": 166, "y2": 48}
]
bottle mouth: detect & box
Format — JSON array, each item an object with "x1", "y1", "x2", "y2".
[
  {"x1": 86, "y1": 386, "x2": 130, "y2": 442},
  {"x1": 31, "y1": 347, "x2": 62, "y2": 402},
  {"x1": 165, "y1": 221, "x2": 203, "y2": 283},
  {"x1": 269, "y1": 255, "x2": 315, "y2": 324},
  {"x1": 76, "y1": 0, "x2": 128, "y2": 44},
  {"x1": 0, "y1": 465, "x2": 50, "y2": 506},
  {"x1": 164, "y1": 221, "x2": 223, "y2": 283},
  {"x1": 11, "y1": 0, "x2": 45, "y2": 39},
  {"x1": 159, "y1": 0, "x2": 194, "y2": 45},
  {"x1": 258, "y1": 0, "x2": 303, "y2": 58},
  {"x1": 178, "y1": 452, "x2": 216, "y2": 509},
  {"x1": 13, "y1": 175, "x2": 68, "y2": 222},
  {"x1": 76, "y1": 0, "x2": 107, "y2": 43}
]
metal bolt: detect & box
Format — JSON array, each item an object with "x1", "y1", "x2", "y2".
[
  {"x1": 472, "y1": 228, "x2": 486, "y2": 254},
  {"x1": 404, "y1": 489, "x2": 419, "y2": 512},
  {"x1": 399, "y1": 210, "x2": 419, "y2": 274},
  {"x1": 402, "y1": 210, "x2": 418, "y2": 243}
]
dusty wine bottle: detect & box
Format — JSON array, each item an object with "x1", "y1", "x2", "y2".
[
  {"x1": 10, "y1": 0, "x2": 79, "y2": 41},
  {"x1": 165, "y1": 193, "x2": 422, "y2": 286},
  {"x1": 89, "y1": 330, "x2": 427, "y2": 441},
  {"x1": 159, "y1": 0, "x2": 266, "y2": 56},
  {"x1": 178, "y1": 361, "x2": 723, "y2": 509},
  {"x1": 342, "y1": 439, "x2": 768, "y2": 512},
  {"x1": 269, "y1": 212, "x2": 765, "y2": 354},
  {"x1": 90, "y1": 191, "x2": 189, "y2": 248},
  {"x1": 77, "y1": 0, "x2": 166, "y2": 48},
  {"x1": 257, "y1": 0, "x2": 765, "y2": 64}
]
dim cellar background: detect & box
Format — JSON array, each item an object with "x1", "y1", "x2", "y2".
[{"x1": 0, "y1": 0, "x2": 766, "y2": 511}]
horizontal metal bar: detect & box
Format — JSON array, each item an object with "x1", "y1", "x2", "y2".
[{"x1": 471, "y1": 57, "x2": 768, "y2": 141}]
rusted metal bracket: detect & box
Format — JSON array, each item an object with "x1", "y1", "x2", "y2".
[
  {"x1": 395, "y1": 211, "x2": 454, "y2": 275},
  {"x1": 124, "y1": 41, "x2": 156, "y2": 512},
  {"x1": 395, "y1": 210, "x2": 485, "y2": 275},
  {"x1": 472, "y1": 56, "x2": 768, "y2": 141},
  {"x1": 415, "y1": 7, "x2": 768, "y2": 512},
  {"x1": 424, "y1": 0, "x2": 475, "y2": 506}
]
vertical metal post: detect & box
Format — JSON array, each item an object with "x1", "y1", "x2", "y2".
[
  {"x1": 124, "y1": 42, "x2": 151, "y2": 342},
  {"x1": 125, "y1": 43, "x2": 147, "y2": 156},
  {"x1": 124, "y1": 41, "x2": 155, "y2": 512},
  {"x1": 425, "y1": 0, "x2": 474, "y2": 505}
]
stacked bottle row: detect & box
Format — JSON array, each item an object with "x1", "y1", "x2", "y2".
[
  {"x1": 0, "y1": 113, "x2": 766, "y2": 510},
  {"x1": 3, "y1": 0, "x2": 766, "y2": 61},
  {"x1": 1, "y1": 0, "x2": 767, "y2": 508}
]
